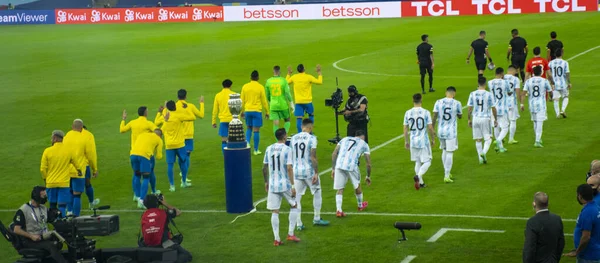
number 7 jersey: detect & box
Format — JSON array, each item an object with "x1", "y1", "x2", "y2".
[
  {"x1": 290, "y1": 132, "x2": 318, "y2": 179},
  {"x1": 335, "y1": 137, "x2": 370, "y2": 172},
  {"x1": 263, "y1": 143, "x2": 293, "y2": 193}
]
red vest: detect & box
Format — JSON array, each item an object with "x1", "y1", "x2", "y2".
[{"x1": 141, "y1": 208, "x2": 168, "y2": 246}]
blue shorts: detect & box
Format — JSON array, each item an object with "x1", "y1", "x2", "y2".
[
  {"x1": 85, "y1": 166, "x2": 91, "y2": 179},
  {"x1": 47, "y1": 187, "x2": 70, "y2": 204},
  {"x1": 184, "y1": 139, "x2": 194, "y2": 152},
  {"x1": 244, "y1": 112, "x2": 263, "y2": 128},
  {"x1": 71, "y1": 178, "x2": 85, "y2": 193},
  {"x1": 219, "y1": 122, "x2": 229, "y2": 137},
  {"x1": 130, "y1": 155, "x2": 152, "y2": 174},
  {"x1": 294, "y1": 103, "x2": 314, "y2": 117},
  {"x1": 166, "y1": 147, "x2": 188, "y2": 164}
]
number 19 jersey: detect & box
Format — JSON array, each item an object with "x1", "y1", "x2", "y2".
[
  {"x1": 263, "y1": 143, "x2": 293, "y2": 193},
  {"x1": 548, "y1": 58, "x2": 570, "y2": 90},
  {"x1": 433, "y1": 98, "x2": 462, "y2": 140},
  {"x1": 403, "y1": 107, "x2": 433, "y2": 149},
  {"x1": 290, "y1": 132, "x2": 317, "y2": 179},
  {"x1": 335, "y1": 137, "x2": 370, "y2": 172},
  {"x1": 467, "y1": 89, "x2": 496, "y2": 119}
]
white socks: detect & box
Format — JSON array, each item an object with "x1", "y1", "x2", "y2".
[
  {"x1": 443, "y1": 151, "x2": 454, "y2": 178},
  {"x1": 509, "y1": 121, "x2": 517, "y2": 141},
  {"x1": 497, "y1": 128, "x2": 508, "y2": 148},
  {"x1": 562, "y1": 98, "x2": 569, "y2": 112},
  {"x1": 417, "y1": 161, "x2": 430, "y2": 184},
  {"x1": 535, "y1": 121, "x2": 544, "y2": 142},
  {"x1": 336, "y1": 194, "x2": 343, "y2": 212},
  {"x1": 271, "y1": 213, "x2": 280, "y2": 241},
  {"x1": 313, "y1": 190, "x2": 322, "y2": 221},
  {"x1": 295, "y1": 194, "x2": 303, "y2": 227},
  {"x1": 475, "y1": 141, "x2": 483, "y2": 156},
  {"x1": 483, "y1": 139, "x2": 492, "y2": 154},
  {"x1": 288, "y1": 208, "x2": 298, "y2": 236},
  {"x1": 356, "y1": 193, "x2": 363, "y2": 208},
  {"x1": 554, "y1": 100, "x2": 560, "y2": 116}
]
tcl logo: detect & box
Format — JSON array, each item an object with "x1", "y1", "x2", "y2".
[
  {"x1": 401, "y1": 0, "x2": 595, "y2": 17},
  {"x1": 533, "y1": 0, "x2": 587, "y2": 12}
]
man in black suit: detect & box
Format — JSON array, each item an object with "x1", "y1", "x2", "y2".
[{"x1": 523, "y1": 192, "x2": 565, "y2": 263}]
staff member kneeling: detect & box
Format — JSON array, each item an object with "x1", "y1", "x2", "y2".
[
  {"x1": 342, "y1": 85, "x2": 369, "y2": 143},
  {"x1": 140, "y1": 194, "x2": 192, "y2": 263}
]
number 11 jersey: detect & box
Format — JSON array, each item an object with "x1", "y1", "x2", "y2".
[
  {"x1": 433, "y1": 98, "x2": 463, "y2": 140},
  {"x1": 263, "y1": 143, "x2": 293, "y2": 193},
  {"x1": 403, "y1": 107, "x2": 433, "y2": 149},
  {"x1": 290, "y1": 132, "x2": 317, "y2": 179}
]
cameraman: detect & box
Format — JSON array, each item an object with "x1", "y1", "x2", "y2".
[
  {"x1": 12, "y1": 186, "x2": 67, "y2": 263},
  {"x1": 341, "y1": 85, "x2": 369, "y2": 143},
  {"x1": 141, "y1": 194, "x2": 192, "y2": 263}
]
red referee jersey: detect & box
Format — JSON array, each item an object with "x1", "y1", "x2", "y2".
[{"x1": 526, "y1": 57, "x2": 549, "y2": 78}]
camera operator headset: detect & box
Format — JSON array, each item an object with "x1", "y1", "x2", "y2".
[
  {"x1": 342, "y1": 85, "x2": 369, "y2": 143},
  {"x1": 140, "y1": 194, "x2": 192, "y2": 263},
  {"x1": 12, "y1": 186, "x2": 67, "y2": 263}
]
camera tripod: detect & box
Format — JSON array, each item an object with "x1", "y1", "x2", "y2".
[{"x1": 328, "y1": 105, "x2": 342, "y2": 144}]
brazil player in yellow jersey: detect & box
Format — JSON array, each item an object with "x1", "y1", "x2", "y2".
[
  {"x1": 286, "y1": 64, "x2": 323, "y2": 133},
  {"x1": 241, "y1": 70, "x2": 270, "y2": 155},
  {"x1": 41, "y1": 130, "x2": 82, "y2": 217},
  {"x1": 162, "y1": 101, "x2": 195, "y2": 192},
  {"x1": 130, "y1": 129, "x2": 164, "y2": 208},
  {"x1": 212, "y1": 79, "x2": 235, "y2": 153},
  {"x1": 266, "y1": 66, "x2": 294, "y2": 135},
  {"x1": 175, "y1": 89, "x2": 204, "y2": 182},
  {"x1": 121, "y1": 106, "x2": 160, "y2": 201}
]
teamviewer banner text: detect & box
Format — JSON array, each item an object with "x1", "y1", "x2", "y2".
[{"x1": 0, "y1": 10, "x2": 55, "y2": 25}]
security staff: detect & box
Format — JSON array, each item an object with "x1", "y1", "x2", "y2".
[{"x1": 342, "y1": 85, "x2": 369, "y2": 143}]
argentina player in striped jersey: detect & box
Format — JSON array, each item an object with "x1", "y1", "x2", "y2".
[
  {"x1": 290, "y1": 119, "x2": 329, "y2": 230},
  {"x1": 467, "y1": 77, "x2": 497, "y2": 164},
  {"x1": 548, "y1": 49, "x2": 571, "y2": 119},
  {"x1": 403, "y1": 93, "x2": 435, "y2": 190},
  {"x1": 432, "y1": 87, "x2": 462, "y2": 184},
  {"x1": 504, "y1": 66, "x2": 521, "y2": 144},
  {"x1": 521, "y1": 66, "x2": 552, "y2": 148},
  {"x1": 331, "y1": 130, "x2": 371, "y2": 218},
  {"x1": 263, "y1": 128, "x2": 300, "y2": 246},
  {"x1": 488, "y1": 67, "x2": 511, "y2": 153}
]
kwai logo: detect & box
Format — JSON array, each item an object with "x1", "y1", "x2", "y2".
[
  {"x1": 91, "y1": 10, "x2": 101, "y2": 22},
  {"x1": 158, "y1": 9, "x2": 168, "y2": 21},
  {"x1": 193, "y1": 8, "x2": 223, "y2": 20}
]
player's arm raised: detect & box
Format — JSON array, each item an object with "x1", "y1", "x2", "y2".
[
  {"x1": 120, "y1": 109, "x2": 131, "y2": 133},
  {"x1": 286, "y1": 66, "x2": 293, "y2": 84},
  {"x1": 331, "y1": 145, "x2": 340, "y2": 179},
  {"x1": 311, "y1": 65, "x2": 323, "y2": 84},
  {"x1": 190, "y1": 96, "x2": 205, "y2": 119}
]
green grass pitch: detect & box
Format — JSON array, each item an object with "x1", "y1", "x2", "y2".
[{"x1": 1, "y1": 11, "x2": 600, "y2": 262}]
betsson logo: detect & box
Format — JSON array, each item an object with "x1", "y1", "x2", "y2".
[
  {"x1": 243, "y1": 8, "x2": 299, "y2": 19},
  {"x1": 322, "y1": 6, "x2": 381, "y2": 17}
]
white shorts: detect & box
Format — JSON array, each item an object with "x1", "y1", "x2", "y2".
[
  {"x1": 530, "y1": 111, "x2": 547, "y2": 122},
  {"x1": 267, "y1": 190, "x2": 296, "y2": 210},
  {"x1": 439, "y1": 138, "x2": 458, "y2": 152},
  {"x1": 552, "y1": 89, "x2": 569, "y2": 100},
  {"x1": 508, "y1": 107, "x2": 520, "y2": 121},
  {"x1": 496, "y1": 114, "x2": 509, "y2": 129},
  {"x1": 333, "y1": 168, "x2": 361, "y2": 190},
  {"x1": 410, "y1": 146, "x2": 432, "y2": 162},
  {"x1": 472, "y1": 117, "x2": 492, "y2": 140},
  {"x1": 296, "y1": 177, "x2": 321, "y2": 195}
]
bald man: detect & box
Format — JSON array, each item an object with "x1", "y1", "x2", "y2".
[
  {"x1": 587, "y1": 175, "x2": 600, "y2": 206},
  {"x1": 588, "y1": 160, "x2": 600, "y2": 179},
  {"x1": 523, "y1": 192, "x2": 565, "y2": 263}
]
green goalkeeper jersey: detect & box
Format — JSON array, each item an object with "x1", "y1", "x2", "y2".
[{"x1": 265, "y1": 76, "x2": 293, "y2": 111}]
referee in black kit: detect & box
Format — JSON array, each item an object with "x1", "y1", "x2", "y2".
[
  {"x1": 467, "y1": 31, "x2": 493, "y2": 80},
  {"x1": 546, "y1": 31, "x2": 563, "y2": 61},
  {"x1": 507, "y1": 29, "x2": 528, "y2": 81},
  {"x1": 416, "y1": 34, "x2": 435, "y2": 94}
]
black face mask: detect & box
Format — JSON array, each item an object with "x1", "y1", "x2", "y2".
[{"x1": 39, "y1": 197, "x2": 48, "y2": 204}]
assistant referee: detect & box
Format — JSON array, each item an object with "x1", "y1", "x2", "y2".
[
  {"x1": 507, "y1": 29, "x2": 528, "y2": 81},
  {"x1": 416, "y1": 34, "x2": 435, "y2": 94},
  {"x1": 467, "y1": 31, "x2": 492, "y2": 80}
]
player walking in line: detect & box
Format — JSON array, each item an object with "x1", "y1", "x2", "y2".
[
  {"x1": 488, "y1": 67, "x2": 511, "y2": 153},
  {"x1": 175, "y1": 89, "x2": 204, "y2": 183},
  {"x1": 331, "y1": 130, "x2": 371, "y2": 217},
  {"x1": 241, "y1": 70, "x2": 270, "y2": 156},
  {"x1": 507, "y1": 29, "x2": 528, "y2": 82},
  {"x1": 467, "y1": 31, "x2": 493, "y2": 80},
  {"x1": 130, "y1": 129, "x2": 163, "y2": 209},
  {"x1": 403, "y1": 93, "x2": 435, "y2": 189},
  {"x1": 504, "y1": 66, "x2": 521, "y2": 144},
  {"x1": 546, "y1": 31, "x2": 564, "y2": 61},
  {"x1": 212, "y1": 79, "x2": 236, "y2": 154},
  {"x1": 160, "y1": 101, "x2": 195, "y2": 191},
  {"x1": 416, "y1": 34, "x2": 435, "y2": 94},
  {"x1": 432, "y1": 87, "x2": 462, "y2": 183},
  {"x1": 521, "y1": 66, "x2": 553, "y2": 148},
  {"x1": 287, "y1": 64, "x2": 323, "y2": 133},
  {"x1": 525, "y1": 47, "x2": 549, "y2": 80},
  {"x1": 548, "y1": 49, "x2": 571, "y2": 119},
  {"x1": 81, "y1": 125, "x2": 100, "y2": 210},
  {"x1": 263, "y1": 128, "x2": 300, "y2": 246},
  {"x1": 467, "y1": 77, "x2": 497, "y2": 164},
  {"x1": 290, "y1": 119, "x2": 329, "y2": 230},
  {"x1": 266, "y1": 66, "x2": 294, "y2": 134},
  {"x1": 120, "y1": 106, "x2": 160, "y2": 202}
]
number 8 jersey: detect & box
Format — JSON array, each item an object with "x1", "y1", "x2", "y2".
[
  {"x1": 523, "y1": 76, "x2": 552, "y2": 113},
  {"x1": 403, "y1": 107, "x2": 433, "y2": 149},
  {"x1": 263, "y1": 143, "x2": 293, "y2": 193},
  {"x1": 433, "y1": 98, "x2": 463, "y2": 140},
  {"x1": 290, "y1": 132, "x2": 317, "y2": 179}
]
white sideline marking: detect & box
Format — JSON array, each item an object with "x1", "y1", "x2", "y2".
[
  {"x1": 400, "y1": 255, "x2": 417, "y2": 263},
  {"x1": 332, "y1": 45, "x2": 600, "y2": 78},
  {"x1": 229, "y1": 197, "x2": 267, "y2": 224},
  {"x1": 427, "y1": 228, "x2": 505, "y2": 243}
]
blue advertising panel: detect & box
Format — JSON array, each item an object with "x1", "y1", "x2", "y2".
[{"x1": 0, "y1": 10, "x2": 55, "y2": 25}]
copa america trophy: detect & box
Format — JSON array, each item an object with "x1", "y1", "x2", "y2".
[{"x1": 227, "y1": 93, "x2": 246, "y2": 145}]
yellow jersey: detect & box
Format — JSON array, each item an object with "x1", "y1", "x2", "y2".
[
  {"x1": 130, "y1": 132, "x2": 163, "y2": 160},
  {"x1": 82, "y1": 129, "x2": 98, "y2": 173},
  {"x1": 162, "y1": 111, "x2": 195, "y2": 150},
  {"x1": 63, "y1": 130, "x2": 95, "y2": 178},
  {"x1": 120, "y1": 116, "x2": 157, "y2": 151},
  {"x1": 286, "y1": 73, "x2": 323, "y2": 104},
  {"x1": 212, "y1": 88, "x2": 236, "y2": 125},
  {"x1": 175, "y1": 100, "x2": 205, "y2": 139},
  {"x1": 240, "y1": 81, "x2": 269, "y2": 114},
  {"x1": 41, "y1": 142, "x2": 80, "y2": 188}
]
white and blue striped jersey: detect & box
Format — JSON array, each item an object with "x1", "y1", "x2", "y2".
[
  {"x1": 433, "y1": 98, "x2": 462, "y2": 140},
  {"x1": 263, "y1": 143, "x2": 293, "y2": 193},
  {"x1": 503, "y1": 74, "x2": 521, "y2": 109},
  {"x1": 290, "y1": 132, "x2": 317, "y2": 180},
  {"x1": 467, "y1": 89, "x2": 496, "y2": 118},
  {"x1": 548, "y1": 58, "x2": 570, "y2": 90},
  {"x1": 403, "y1": 107, "x2": 433, "y2": 148},
  {"x1": 523, "y1": 77, "x2": 552, "y2": 113},
  {"x1": 488, "y1": 79, "x2": 510, "y2": 116},
  {"x1": 335, "y1": 137, "x2": 370, "y2": 172}
]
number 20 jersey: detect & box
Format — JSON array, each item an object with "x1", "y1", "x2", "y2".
[
  {"x1": 335, "y1": 137, "x2": 370, "y2": 172},
  {"x1": 433, "y1": 98, "x2": 463, "y2": 140},
  {"x1": 403, "y1": 107, "x2": 433, "y2": 149},
  {"x1": 290, "y1": 132, "x2": 317, "y2": 179}
]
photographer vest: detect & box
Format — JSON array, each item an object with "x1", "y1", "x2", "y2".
[
  {"x1": 18, "y1": 203, "x2": 48, "y2": 235},
  {"x1": 345, "y1": 95, "x2": 369, "y2": 122}
]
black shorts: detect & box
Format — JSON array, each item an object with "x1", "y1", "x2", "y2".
[
  {"x1": 419, "y1": 63, "x2": 433, "y2": 75},
  {"x1": 475, "y1": 58, "x2": 487, "y2": 71},
  {"x1": 511, "y1": 55, "x2": 526, "y2": 69}
]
